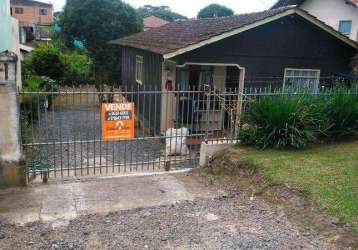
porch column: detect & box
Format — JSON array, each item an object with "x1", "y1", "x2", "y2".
[{"x1": 234, "y1": 67, "x2": 246, "y2": 139}]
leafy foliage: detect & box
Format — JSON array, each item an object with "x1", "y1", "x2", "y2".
[
  {"x1": 22, "y1": 43, "x2": 93, "y2": 86},
  {"x1": 61, "y1": 51, "x2": 93, "y2": 85},
  {"x1": 22, "y1": 75, "x2": 58, "y2": 92},
  {"x1": 21, "y1": 76, "x2": 59, "y2": 121},
  {"x1": 240, "y1": 88, "x2": 358, "y2": 149},
  {"x1": 61, "y1": 0, "x2": 142, "y2": 86},
  {"x1": 323, "y1": 88, "x2": 358, "y2": 138},
  {"x1": 137, "y1": 5, "x2": 187, "y2": 22},
  {"x1": 240, "y1": 94, "x2": 325, "y2": 149},
  {"x1": 197, "y1": 4, "x2": 234, "y2": 19},
  {"x1": 31, "y1": 44, "x2": 65, "y2": 81}
]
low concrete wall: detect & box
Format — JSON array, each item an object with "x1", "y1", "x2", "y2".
[
  {"x1": 0, "y1": 84, "x2": 21, "y2": 162},
  {"x1": 0, "y1": 160, "x2": 26, "y2": 187},
  {"x1": 199, "y1": 140, "x2": 239, "y2": 167}
]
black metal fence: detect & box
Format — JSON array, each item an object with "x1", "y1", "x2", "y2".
[{"x1": 19, "y1": 86, "x2": 240, "y2": 181}]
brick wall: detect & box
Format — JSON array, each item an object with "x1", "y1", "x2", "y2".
[{"x1": 10, "y1": 3, "x2": 53, "y2": 25}]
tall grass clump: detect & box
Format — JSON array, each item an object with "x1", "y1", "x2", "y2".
[
  {"x1": 240, "y1": 94, "x2": 325, "y2": 149},
  {"x1": 323, "y1": 87, "x2": 358, "y2": 139}
]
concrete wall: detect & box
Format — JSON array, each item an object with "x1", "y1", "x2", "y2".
[
  {"x1": 0, "y1": 0, "x2": 24, "y2": 186},
  {"x1": 301, "y1": 0, "x2": 358, "y2": 41},
  {"x1": 11, "y1": 17, "x2": 22, "y2": 89},
  {"x1": 0, "y1": 84, "x2": 21, "y2": 162}
]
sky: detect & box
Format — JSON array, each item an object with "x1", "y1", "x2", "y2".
[{"x1": 45, "y1": 0, "x2": 277, "y2": 17}]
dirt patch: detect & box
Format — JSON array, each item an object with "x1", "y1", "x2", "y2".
[
  {"x1": 201, "y1": 148, "x2": 358, "y2": 250},
  {"x1": 0, "y1": 192, "x2": 334, "y2": 250}
]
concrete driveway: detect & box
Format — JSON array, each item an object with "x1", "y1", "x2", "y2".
[
  {"x1": 0, "y1": 172, "x2": 220, "y2": 227},
  {"x1": 0, "y1": 171, "x2": 335, "y2": 250}
]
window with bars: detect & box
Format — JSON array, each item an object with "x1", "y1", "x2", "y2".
[
  {"x1": 135, "y1": 55, "x2": 144, "y2": 84},
  {"x1": 283, "y1": 68, "x2": 320, "y2": 92}
]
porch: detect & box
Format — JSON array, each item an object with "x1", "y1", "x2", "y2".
[{"x1": 160, "y1": 61, "x2": 245, "y2": 144}]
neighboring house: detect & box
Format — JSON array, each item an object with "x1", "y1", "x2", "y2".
[
  {"x1": 0, "y1": 0, "x2": 22, "y2": 89},
  {"x1": 144, "y1": 16, "x2": 169, "y2": 31},
  {"x1": 10, "y1": 0, "x2": 53, "y2": 43},
  {"x1": 271, "y1": 0, "x2": 358, "y2": 41},
  {"x1": 111, "y1": 6, "x2": 357, "y2": 132}
]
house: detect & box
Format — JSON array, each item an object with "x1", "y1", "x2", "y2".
[
  {"x1": 0, "y1": 0, "x2": 22, "y2": 89},
  {"x1": 271, "y1": 0, "x2": 358, "y2": 41},
  {"x1": 10, "y1": 0, "x2": 53, "y2": 43},
  {"x1": 144, "y1": 16, "x2": 169, "y2": 31},
  {"x1": 111, "y1": 6, "x2": 357, "y2": 133}
]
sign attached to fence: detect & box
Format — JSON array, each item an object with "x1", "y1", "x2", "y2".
[{"x1": 101, "y1": 103, "x2": 135, "y2": 141}]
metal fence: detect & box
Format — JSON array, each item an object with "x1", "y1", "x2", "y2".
[{"x1": 19, "y1": 86, "x2": 240, "y2": 181}]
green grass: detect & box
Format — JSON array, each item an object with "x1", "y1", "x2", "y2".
[{"x1": 238, "y1": 142, "x2": 358, "y2": 231}]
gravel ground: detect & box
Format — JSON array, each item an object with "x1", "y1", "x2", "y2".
[{"x1": 0, "y1": 192, "x2": 333, "y2": 250}]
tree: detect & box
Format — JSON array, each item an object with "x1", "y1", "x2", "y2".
[
  {"x1": 61, "y1": 0, "x2": 142, "y2": 87},
  {"x1": 137, "y1": 5, "x2": 187, "y2": 22},
  {"x1": 197, "y1": 4, "x2": 234, "y2": 19}
]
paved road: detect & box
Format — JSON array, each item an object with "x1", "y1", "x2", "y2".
[{"x1": 0, "y1": 173, "x2": 334, "y2": 250}]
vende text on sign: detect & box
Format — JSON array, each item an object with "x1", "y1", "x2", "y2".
[{"x1": 101, "y1": 102, "x2": 135, "y2": 141}]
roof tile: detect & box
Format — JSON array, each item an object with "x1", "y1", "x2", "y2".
[{"x1": 111, "y1": 6, "x2": 296, "y2": 55}]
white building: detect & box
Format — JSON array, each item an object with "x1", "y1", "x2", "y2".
[
  {"x1": 271, "y1": 0, "x2": 358, "y2": 41},
  {"x1": 0, "y1": 0, "x2": 22, "y2": 88}
]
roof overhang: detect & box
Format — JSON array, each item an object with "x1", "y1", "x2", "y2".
[{"x1": 163, "y1": 8, "x2": 358, "y2": 59}]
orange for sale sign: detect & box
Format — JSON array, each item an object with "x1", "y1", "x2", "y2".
[{"x1": 101, "y1": 103, "x2": 135, "y2": 141}]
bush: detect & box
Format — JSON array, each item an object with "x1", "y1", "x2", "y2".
[
  {"x1": 22, "y1": 43, "x2": 93, "y2": 86},
  {"x1": 61, "y1": 51, "x2": 93, "y2": 85},
  {"x1": 21, "y1": 76, "x2": 58, "y2": 120},
  {"x1": 31, "y1": 44, "x2": 65, "y2": 81},
  {"x1": 240, "y1": 94, "x2": 325, "y2": 149},
  {"x1": 323, "y1": 88, "x2": 358, "y2": 139}
]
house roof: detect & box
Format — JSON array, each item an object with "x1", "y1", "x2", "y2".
[
  {"x1": 144, "y1": 16, "x2": 169, "y2": 29},
  {"x1": 111, "y1": 6, "x2": 358, "y2": 59},
  {"x1": 271, "y1": 0, "x2": 358, "y2": 9},
  {"x1": 10, "y1": 0, "x2": 52, "y2": 7}
]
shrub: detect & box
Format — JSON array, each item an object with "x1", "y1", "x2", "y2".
[
  {"x1": 31, "y1": 44, "x2": 65, "y2": 81},
  {"x1": 61, "y1": 51, "x2": 93, "y2": 85},
  {"x1": 21, "y1": 76, "x2": 58, "y2": 120},
  {"x1": 323, "y1": 88, "x2": 358, "y2": 139},
  {"x1": 240, "y1": 94, "x2": 325, "y2": 149}
]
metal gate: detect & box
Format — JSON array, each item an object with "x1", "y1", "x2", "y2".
[{"x1": 19, "y1": 86, "x2": 240, "y2": 181}]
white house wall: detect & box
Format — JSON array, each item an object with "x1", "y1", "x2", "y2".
[
  {"x1": 301, "y1": 0, "x2": 358, "y2": 41},
  {"x1": 11, "y1": 17, "x2": 22, "y2": 89}
]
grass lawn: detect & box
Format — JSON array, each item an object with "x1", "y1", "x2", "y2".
[{"x1": 238, "y1": 141, "x2": 358, "y2": 231}]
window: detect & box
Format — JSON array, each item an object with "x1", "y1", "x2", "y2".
[
  {"x1": 339, "y1": 20, "x2": 352, "y2": 36},
  {"x1": 199, "y1": 66, "x2": 213, "y2": 87},
  {"x1": 39, "y1": 8, "x2": 47, "y2": 16},
  {"x1": 15, "y1": 7, "x2": 23, "y2": 14},
  {"x1": 4, "y1": 63, "x2": 8, "y2": 81},
  {"x1": 283, "y1": 68, "x2": 320, "y2": 92},
  {"x1": 135, "y1": 55, "x2": 144, "y2": 84}
]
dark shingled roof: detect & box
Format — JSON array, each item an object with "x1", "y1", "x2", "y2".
[
  {"x1": 271, "y1": 0, "x2": 358, "y2": 9},
  {"x1": 111, "y1": 6, "x2": 296, "y2": 55}
]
